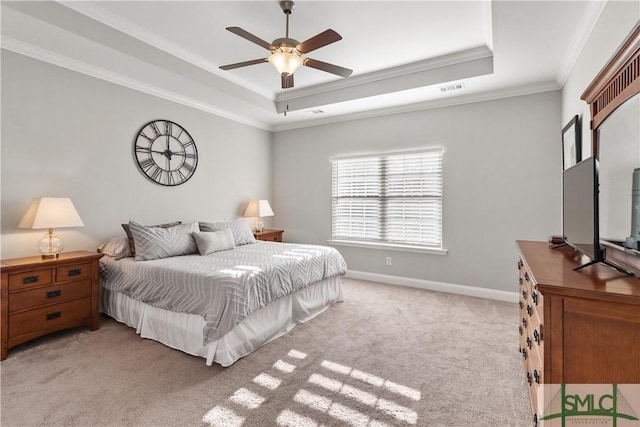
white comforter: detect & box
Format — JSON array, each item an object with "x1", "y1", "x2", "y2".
[{"x1": 100, "y1": 241, "x2": 347, "y2": 344}]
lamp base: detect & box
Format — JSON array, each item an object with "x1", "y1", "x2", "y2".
[
  {"x1": 37, "y1": 230, "x2": 63, "y2": 260},
  {"x1": 254, "y1": 218, "x2": 265, "y2": 234}
]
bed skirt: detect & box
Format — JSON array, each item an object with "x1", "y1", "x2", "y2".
[{"x1": 100, "y1": 276, "x2": 343, "y2": 367}]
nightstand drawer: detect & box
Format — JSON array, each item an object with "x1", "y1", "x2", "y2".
[
  {"x1": 8, "y1": 269, "x2": 53, "y2": 291},
  {"x1": 56, "y1": 263, "x2": 91, "y2": 282},
  {"x1": 8, "y1": 280, "x2": 92, "y2": 313},
  {"x1": 8, "y1": 298, "x2": 91, "y2": 338}
]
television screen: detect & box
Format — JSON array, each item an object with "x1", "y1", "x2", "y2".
[{"x1": 563, "y1": 157, "x2": 602, "y2": 262}]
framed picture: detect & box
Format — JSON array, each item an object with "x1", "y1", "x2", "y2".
[{"x1": 562, "y1": 115, "x2": 581, "y2": 170}]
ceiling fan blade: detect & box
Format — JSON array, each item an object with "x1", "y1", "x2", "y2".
[
  {"x1": 296, "y1": 29, "x2": 342, "y2": 54},
  {"x1": 226, "y1": 27, "x2": 275, "y2": 51},
  {"x1": 219, "y1": 58, "x2": 268, "y2": 70},
  {"x1": 281, "y1": 73, "x2": 294, "y2": 89},
  {"x1": 304, "y1": 58, "x2": 353, "y2": 78}
]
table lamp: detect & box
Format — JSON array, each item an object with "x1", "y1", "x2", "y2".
[
  {"x1": 18, "y1": 197, "x2": 84, "y2": 259},
  {"x1": 244, "y1": 200, "x2": 274, "y2": 233}
]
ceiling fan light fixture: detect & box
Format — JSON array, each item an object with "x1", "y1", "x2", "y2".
[{"x1": 268, "y1": 50, "x2": 304, "y2": 75}]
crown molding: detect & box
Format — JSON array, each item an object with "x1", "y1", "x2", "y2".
[
  {"x1": 276, "y1": 46, "x2": 493, "y2": 102},
  {"x1": 271, "y1": 81, "x2": 560, "y2": 132},
  {"x1": 556, "y1": 0, "x2": 607, "y2": 86},
  {"x1": 57, "y1": 0, "x2": 275, "y2": 101},
  {"x1": 1, "y1": 37, "x2": 270, "y2": 131}
]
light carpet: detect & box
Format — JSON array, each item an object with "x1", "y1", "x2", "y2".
[{"x1": 1, "y1": 278, "x2": 532, "y2": 426}]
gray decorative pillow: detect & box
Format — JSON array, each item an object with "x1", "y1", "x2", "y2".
[
  {"x1": 193, "y1": 229, "x2": 235, "y2": 255},
  {"x1": 97, "y1": 236, "x2": 133, "y2": 259},
  {"x1": 198, "y1": 221, "x2": 229, "y2": 232},
  {"x1": 229, "y1": 220, "x2": 257, "y2": 246},
  {"x1": 129, "y1": 220, "x2": 198, "y2": 261},
  {"x1": 122, "y1": 221, "x2": 181, "y2": 255}
]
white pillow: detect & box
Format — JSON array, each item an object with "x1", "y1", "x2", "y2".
[
  {"x1": 193, "y1": 229, "x2": 235, "y2": 255},
  {"x1": 198, "y1": 221, "x2": 229, "y2": 232},
  {"x1": 229, "y1": 220, "x2": 257, "y2": 246},
  {"x1": 97, "y1": 236, "x2": 132, "y2": 259},
  {"x1": 129, "y1": 220, "x2": 199, "y2": 261}
]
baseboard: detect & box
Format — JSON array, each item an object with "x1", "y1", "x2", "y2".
[{"x1": 345, "y1": 270, "x2": 518, "y2": 303}]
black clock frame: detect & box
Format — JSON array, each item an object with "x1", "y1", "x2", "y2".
[{"x1": 133, "y1": 119, "x2": 198, "y2": 186}]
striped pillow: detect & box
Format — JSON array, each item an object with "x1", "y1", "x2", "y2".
[{"x1": 129, "y1": 220, "x2": 198, "y2": 261}]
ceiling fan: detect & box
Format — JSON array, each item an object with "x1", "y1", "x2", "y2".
[{"x1": 219, "y1": 1, "x2": 353, "y2": 89}]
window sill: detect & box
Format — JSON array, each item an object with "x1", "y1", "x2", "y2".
[{"x1": 327, "y1": 239, "x2": 448, "y2": 255}]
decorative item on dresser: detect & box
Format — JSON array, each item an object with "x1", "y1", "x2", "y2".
[
  {"x1": 244, "y1": 199, "x2": 275, "y2": 233},
  {"x1": 17, "y1": 197, "x2": 84, "y2": 259},
  {"x1": 254, "y1": 229, "x2": 284, "y2": 242},
  {"x1": 0, "y1": 251, "x2": 103, "y2": 361},
  {"x1": 516, "y1": 241, "x2": 640, "y2": 426}
]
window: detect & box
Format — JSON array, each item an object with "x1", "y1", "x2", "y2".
[{"x1": 331, "y1": 149, "x2": 443, "y2": 249}]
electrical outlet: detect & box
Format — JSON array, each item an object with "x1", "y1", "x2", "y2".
[{"x1": 386, "y1": 257, "x2": 392, "y2": 266}]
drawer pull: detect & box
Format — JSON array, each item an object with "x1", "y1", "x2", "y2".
[
  {"x1": 517, "y1": 260, "x2": 523, "y2": 270},
  {"x1": 68, "y1": 268, "x2": 82, "y2": 277},
  {"x1": 519, "y1": 300, "x2": 523, "y2": 309},
  {"x1": 521, "y1": 347, "x2": 528, "y2": 360},
  {"x1": 522, "y1": 317, "x2": 527, "y2": 328},
  {"x1": 534, "y1": 414, "x2": 538, "y2": 427},
  {"x1": 533, "y1": 369, "x2": 541, "y2": 384},
  {"x1": 519, "y1": 277, "x2": 523, "y2": 285},
  {"x1": 534, "y1": 329, "x2": 541, "y2": 344},
  {"x1": 46, "y1": 311, "x2": 61, "y2": 321},
  {"x1": 532, "y1": 291, "x2": 539, "y2": 305},
  {"x1": 526, "y1": 336, "x2": 532, "y2": 349},
  {"x1": 519, "y1": 326, "x2": 523, "y2": 336},
  {"x1": 46, "y1": 289, "x2": 62, "y2": 299},
  {"x1": 522, "y1": 290, "x2": 527, "y2": 299},
  {"x1": 526, "y1": 371, "x2": 532, "y2": 385},
  {"x1": 524, "y1": 271, "x2": 530, "y2": 282},
  {"x1": 22, "y1": 275, "x2": 40, "y2": 284},
  {"x1": 527, "y1": 305, "x2": 533, "y2": 316}
]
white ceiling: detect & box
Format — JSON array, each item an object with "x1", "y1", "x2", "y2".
[{"x1": 1, "y1": 1, "x2": 605, "y2": 131}]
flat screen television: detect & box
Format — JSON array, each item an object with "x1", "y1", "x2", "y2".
[{"x1": 562, "y1": 156, "x2": 604, "y2": 267}]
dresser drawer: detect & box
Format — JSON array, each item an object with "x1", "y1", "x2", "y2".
[
  {"x1": 8, "y1": 298, "x2": 91, "y2": 338},
  {"x1": 56, "y1": 263, "x2": 91, "y2": 282},
  {"x1": 8, "y1": 269, "x2": 53, "y2": 291},
  {"x1": 8, "y1": 280, "x2": 91, "y2": 313}
]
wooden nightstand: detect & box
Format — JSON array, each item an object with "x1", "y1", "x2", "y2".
[
  {"x1": 254, "y1": 229, "x2": 284, "y2": 242},
  {"x1": 0, "y1": 251, "x2": 103, "y2": 361}
]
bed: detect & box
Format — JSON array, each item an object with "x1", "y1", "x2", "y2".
[{"x1": 99, "y1": 222, "x2": 346, "y2": 367}]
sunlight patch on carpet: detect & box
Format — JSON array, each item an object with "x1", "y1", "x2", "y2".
[
  {"x1": 274, "y1": 359, "x2": 296, "y2": 373},
  {"x1": 229, "y1": 387, "x2": 266, "y2": 410},
  {"x1": 276, "y1": 409, "x2": 319, "y2": 427},
  {"x1": 253, "y1": 373, "x2": 282, "y2": 390},
  {"x1": 202, "y1": 405, "x2": 245, "y2": 427},
  {"x1": 288, "y1": 349, "x2": 307, "y2": 359},
  {"x1": 203, "y1": 350, "x2": 421, "y2": 426}
]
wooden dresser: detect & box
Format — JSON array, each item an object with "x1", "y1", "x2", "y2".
[
  {"x1": 254, "y1": 229, "x2": 284, "y2": 242},
  {"x1": 0, "y1": 251, "x2": 103, "y2": 361},
  {"x1": 516, "y1": 241, "x2": 640, "y2": 425}
]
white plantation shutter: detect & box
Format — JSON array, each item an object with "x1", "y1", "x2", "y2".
[{"x1": 332, "y1": 149, "x2": 443, "y2": 248}]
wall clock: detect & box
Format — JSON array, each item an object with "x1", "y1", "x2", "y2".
[{"x1": 134, "y1": 120, "x2": 198, "y2": 186}]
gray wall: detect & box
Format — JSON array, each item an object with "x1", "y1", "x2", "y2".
[
  {"x1": 272, "y1": 92, "x2": 561, "y2": 292},
  {"x1": 1, "y1": 51, "x2": 272, "y2": 259},
  {"x1": 561, "y1": 1, "x2": 640, "y2": 158}
]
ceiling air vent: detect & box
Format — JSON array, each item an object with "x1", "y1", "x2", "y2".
[
  {"x1": 439, "y1": 83, "x2": 465, "y2": 92},
  {"x1": 309, "y1": 109, "x2": 324, "y2": 114}
]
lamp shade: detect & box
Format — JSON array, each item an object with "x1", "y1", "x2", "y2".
[
  {"x1": 18, "y1": 197, "x2": 84, "y2": 229},
  {"x1": 244, "y1": 200, "x2": 274, "y2": 218}
]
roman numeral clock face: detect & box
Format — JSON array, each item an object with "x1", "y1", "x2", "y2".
[{"x1": 134, "y1": 120, "x2": 198, "y2": 186}]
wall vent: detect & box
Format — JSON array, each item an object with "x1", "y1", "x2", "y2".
[{"x1": 439, "y1": 83, "x2": 465, "y2": 92}]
